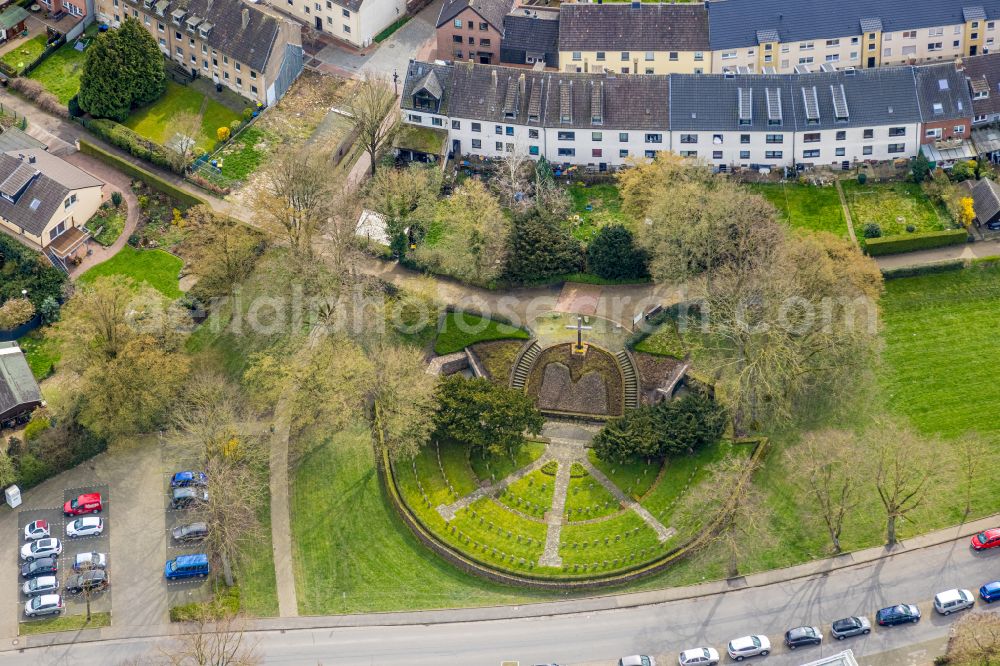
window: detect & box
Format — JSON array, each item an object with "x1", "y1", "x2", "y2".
[
  {"x1": 505, "y1": 126, "x2": 514, "y2": 136},
  {"x1": 826, "y1": 54, "x2": 839, "y2": 62},
  {"x1": 740, "y1": 134, "x2": 750, "y2": 144},
  {"x1": 883, "y1": 33, "x2": 892, "y2": 41},
  {"x1": 453, "y1": 50, "x2": 462, "y2": 59},
  {"x1": 471, "y1": 122, "x2": 481, "y2": 132},
  {"x1": 495, "y1": 141, "x2": 503, "y2": 151},
  {"x1": 451, "y1": 120, "x2": 460, "y2": 130},
  {"x1": 64, "y1": 194, "x2": 77, "y2": 209},
  {"x1": 903, "y1": 30, "x2": 916, "y2": 39},
  {"x1": 432, "y1": 117, "x2": 443, "y2": 127},
  {"x1": 800, "y1": 42, "x2": 814, "y2": 51},
  {"x1": 713, "y1": 134, "x2": 723, "y2": 144},
  {"x1": 679, "y1": 151, "x2": 697, "y2": 158},
  {"x1": 644, "y1": 150, "x2": 656, "y2": 158},
  {"x1": 722, "y1": 51, "x2": 737, "y2": 60},
  {"x1": 558, "y1": 148, "x2": 575, "y2": 157},
  {"x1": 49, "y1": 221, "x2": 65, "y2": 241},
  {"x1": 694, "y1": 51, "x2": 703, "y2": 61},
  {"x1": 765, "y1": 134, "x2": 783, "y2": 144},
  {"x1": 863, "y1": 128, "x2": 874, "y2": 139},
  {"x1": 881, "y1": 143, "x2": 905, "y2": 154},
  {"x1": 619, "y1": 149, "x2": 629, "y2": 158},
  {"x1": 343, "y1": 22, "x2": 350, "y2": 31},
  {"x1": 621, "y1": 67, "x2": 629, "y2": 74},
  {"x1": 645, "y1": 133, "x2": 662, "y2": 143},
  {"x1": 158, "y1": 21, "x2": 164, "y2": 31},
  {"x1": 798, "y1": 56, "x2": 814, "y2": 64},
  {"x1": 954, "y1": 125, "x2": 966, "y2": 134},
  {"x1": 572, "y1": 51, "x2": 581, "y2": 61},
  {"x1": 765, "y1": 150, "x2": 783, "y2": 159},
  {"x1": 835, "y1": 147, "x2": 846, "y2": 156},
  {"x1": 680, "y1": 134, "x2": 698, "y2": 144},
  {"x1": 669, "y1": 52, "x2": 678, "y2": 61},
  {"x1": 480, "y1": 38, "x2": 490, "y2": 47},
  {"x1": 889, "y1": 127, "x2": 906, "y2": 137},
  {"x1": 884, "y1": 47, "x2": 892, "y2": 56},
  {"x1": 592, "y1": 148, "x2": 603, "y2": 158},
  {"x1": 902, "y1": 45, "x2": 917, "y2": 55},
  {"x1": 803, "y1": 133, "x2": 821, "y2": 143},
  {"x1": 803, "y1": 149, "x2": 820, "y2": 158},
  {"x1": 591, "y1": 131, "x2": 603, "y2": 141},
  {"x1": 175, "y1": 30, "x2": 181, "y2": 39},
  {"x1": 479, "y1": 22, "x2": 487, "y2": 30},
  {"x1": 712, "y1": 150, "x2": 723, "y2": 159},
  {"x1": 529, "y1": 146, "x2": 539, "y2": 156},
  {"x1": 929, "y1": 27, "x2": 944, "y2": 37},
  {"x1": 528, "y1": 129, "x2": 538, "y2": 139},
  {"x1": 468, "y1": 36, "x2": 474, "y2": 44},
  {"x1": 619, "y1": 132, "x2": 628, "y2": 142},
  {"x1": 251, "y1": 71, "x2": 257, "y2": 79},
  {"x1": 558, "y1": 131, "x2": 575, "y2": 140},
  {"x1": 471, "y1": 139, "x2": 481, "y2": 149},
  {"x1": 928, "y1": 42, "x2": 943, "y2": 51},
  {"x1": 644, "y1": 68, "x2": 654, "y2": 74},
  {"x1": 202, "y1": 59, "x2": 208, "y2": 69},
  {"x1": 739, "y1": 150, "x2": 750, "y2": 159},
  {"x1": 251, "y1": 85, "x2": 257, "y2": 95},
  {"x1": 645, "y1": 51, "x2": 654, "y2": 61},
  {"x1": 826, "y1": 39, "x2": 840, "y2": 47},
  {"x1": 453, "y1": 18, "x2": 460, "y2": 27},
  {"x1": 862, "y1": 145, "x2": 873, "y2": 155},
  {"x1": 453, "y1": 35, "x2": 462, "y2": 43},
  {"x1": 494, "y1": 125, "x2": 502, "y2": 135},
  {"x1": 596, "y1": 52, "x2": 605, "y2": 61},
  {"x1": 620, "y1": 51, "x2": 629, "y2": 61},
  {"x1": 975, "y1": 114, "x2": 989, "y2": 123}
]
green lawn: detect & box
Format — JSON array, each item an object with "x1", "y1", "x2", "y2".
[
  {"x1": 564, "y1": 468, "x2": 621, "y2": 521},
  {"x1": 434, "y1": 311, "x2": 530, "y2": 355},
  {"x1": 19, "y1": 611, "x2": 110, "y2": 636},
  {"x1": 124, "y1": 81, "x2": 241, "y2": 154},
  {"x1": 470, "y1": 440, "x2": 545, "y2": 483},
  {"x1": 17, "y1": 328, "x2": 59, "y2": 380},
  {"x1": 27, "y1": 37, "x2": 87, "y2": 103},
  {"x1": 750, "y1": 182, "x2": 848, "y2": 237},
  {"x1": 218, "y1": 126, "x2": 272, "y2": 180},
  {"x1": 498, "y1": 468, "x2": 555, "y2": 519},
  {"x1": 587, "y1": 449, "x2": 659, "y2": 500},
  {"x1": 567, "y1": 183, "x2": 631, "y2": 242},
  {"x1": 2, "y1": 35, "x2": 47, "y2": 75},
  {"x1": 842, "y1": 180, "x2": 951, "y2": 237},
  {"x1": 78, "y1": 246, "x2": 183, "y2": 298},
  {"x1": 234, "y1": 493, "x2": 278, "y2": 616}
]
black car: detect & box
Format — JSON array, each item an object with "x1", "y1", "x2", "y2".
[
  {"x1": 20, "y1": 556, "x2": 58, "y2": 579},
  {"x1": 784, "y1": 626, "x2": 822, "y2": 649},
  {"x1": 830, "y1": 616, "x2": 871, "y2": 640},
  {"x1": 65, "y1": 570, "x2": 108, "y2": 595},
  {"x1": 171, "y1": 487, "x2": 209, "y2": 509},
  {"x1": 876, "y1": 604, "x2": 921, "y2": 626},
  {"x1": 172, "y1": 522, "x2": 209, "y2": 542}
]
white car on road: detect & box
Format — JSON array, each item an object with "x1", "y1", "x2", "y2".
[
  {"x1": 619, "y1": 656, "x2": 656, "y2": 666},
  {"x1": 728, "y1": 635, "x2": 771, "y2": 661},
  {"x1": 935, "y1": 588, "x2": 975, "y2": 615},
  {"x1": 678, "y1": 647, "x2": 719, "y2": 665},
  {"x1": 66, "y1": 516, "x2": 104, "y2": 538},
  {"x1": 20, "y1": 538, "x2": 62, "y2": 562}
]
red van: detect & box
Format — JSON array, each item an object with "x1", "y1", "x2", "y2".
[{"x1": 63, "y1": 493, "x2": 102, "y2": 517}]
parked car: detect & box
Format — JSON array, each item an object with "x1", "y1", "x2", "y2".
[
  {"x1": 20, "y1": 556, "x2": 58, "y2": 579},
  {"x1": 876, "y1": 604, "x2": 921, "y2": 626},
  {"x1": 72, "y1": 552, "x2": 107, "y2": 571},
  {"x1": 934, "y1": 589, "x2": 974, "y2": 615},
  {"x1": 171, "y1": 521, "x2": 208, "y2": 543},
  {"x1": 830, "y1": 616, "x2": 871, "y2": 640},
  {"x1": 65, "y1": 570, "x2": 109, "y2": 595},
  {"x1": 785, "y1": 626, "x2": 822, "y2": 649},
  {"x1": 170, "y1": 471, "x2": 208, "y2": 488},
  {"x1": 23, "y1": 520, "x2": 50, "y2": 541},
  {"x1": 171, "y1": 487, "x2": 209, "y2": 509},
  {"x1": 63, "y1": 492, "x2": 102, "y2": 517},
  {"x1": 678, "y1": 647, "x2": 719, "y2": 665},
  {"x1": 164, "y1": 553, "x2": 210, "y2": 580},
  {"x1": 20, "y1": 538, "x2": 62, "y2": 562},
  {"x1": 24, "y1": 594, "x2": 63, "y2": 617},
  {"x1": 727, "y1": 635, "x2": 770, "y2": 661},
  {"x1": 980, "y1": 581, "x2": 1000, "y2": 603},
  {"x1": 66, "y1": 516, "x2": 104, "y2": 538},
  {"x1": 619, "y1": 657, "x2": 656, "y2": 666},
  {"x1": 21, "y1": 576, "x2": 58, "y2": 598},
  {"x1": 987, "y1": 219, "x2": 1000, "y2": 231},
  {"x1": 972, "y1": 529, "x2": 1000, "y2": 551}
]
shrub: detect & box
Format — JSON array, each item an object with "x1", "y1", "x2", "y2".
[
  {"x1": 857, "y1": 172, "x2": 868, "y2": 185},
  {"x1": 0, "y1": 234, "x2": 67, "y2": 308},
  {"x1": 504, "y1": 208, "x2": 584, "y2": 284},
  {"x1": 863, "y1": 222, "x2": 882, "y2": 239},
  {"x1": 586, "y1": 224, "x2": 648, "y2": 280},
  {"x1": 228, "y1": 119, "x2": 241, "y2": 136},
  {"x1": 241, "y1": 107, "x2": 254, "y2": 121},
  {"x1": 38, "y1": 296, "x2": 59, "y2": 325},
  {"x1": 9, "y1": 79, "x2": 68, "y2": 118},
  {"x1": 111, "y1": 191, "x2": 123, "y2": 207},
  {"x1": 82, "y1": 118, "x2": 179, "y2": 173},
  {"x1": 0, "y1": 298, "x2": 35, "y2": 329},
  {"x1": 67, "y1": 94, "x2": 83, "y2": 118},
  {"x1": 15, "y1": 453, "x2": 53, "y2": 489},
  {"x1": 911, "y1": 152, "x2": 931, "y2": 183},
  {"x1": 78, "y1": 140, "x2": 206, "y2": 207},
  {"x1": 217, "y1": 126, "x2": 230, "y2": 142},
  {"x1": 9, "y1": 77, "x2": 44, "y2": 99},
  {"x1": 540, "y1": 460, "x2": 558, "y2": 476},
  {"x1": 23, "y1": 414, "x2": 50, "y2": 442},
  {"x1": 950, "y1": 160, "x2": 976, "y2": 182},
  {"x1": 864, "y1": 228, "x2": 969, "y2": 256},
  {"x1": 905, "y1": 224, "x2": 916, "y2": 233}
]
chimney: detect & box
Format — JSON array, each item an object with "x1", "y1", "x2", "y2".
[
  {"x1": 955, "y1": 56, "x2": 965, "y2": 72},
  {"x1": 518, "y1": 72, "x2": 526, "y2": 97},
  {"x1": 28, "y1": 155, "x2": 35, "y2": 164},
  {"x1": 491, "y1": 68, "x2": 497, "y2": 90},
  {"x1": 241, "y1": 7, "x2": 249, "y2": 29}
]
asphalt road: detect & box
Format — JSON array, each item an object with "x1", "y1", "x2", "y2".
[{"x1": 4, "y1": 534, "x2": 999, "y2": 665}]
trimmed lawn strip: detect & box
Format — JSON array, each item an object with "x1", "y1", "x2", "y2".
[
  {"x1": 434, "y1": 311, "x2": 529, "y2": 355},
  {"x1": 78, "y1": 246, "x2": 183, "y2": 298},
  {"x1": 497, "y1": 468, "x2": 554, "y2": 519},
  {"x1": 842, "y1": 180, "x2": 951, "y2": 238},
  {"x1": 453, "y1": 497, "x2": 548, "y2": 562},
  {"x1": 218, "y1": 127, "x2": 272, "y2": 180},
  {"x1": 19, "y1": 611, "x2": 111, "y2": 635},
  {"x1": 234, "y1": 495, "x2": 279, "y2": 616},
  {"x1": 470, "y1": 441, "x2": 545, "y2": 483},
  {"x1": 2, "y1": 35, "x2": 47, "y2": 74},
  {"x1": 587, "y1": 449, "x2": 659, "y2": 500},
  {"x1": 437, "y1": 439, "x2": 480, "y2": 498},
  {"x1": 124, "y1": 81, "x2": 241, "y2": 154},
  {"x1": 567, "y1": 182, "x2": 632, "y2": 242},
  {"x1": 559, "y1": 512, "x2": 664, "y2": 568},
  {"x1": 749, "y1": 182, "x2": 847, "y2": 237},
  {"x1": 27, "y1": 37, "x2": 87, "y2": 103},
  {"x1": 17, "y1": 328, "x2": 59, "y2": 380},
  {"x1": 564, "y1": 470, "x2": 621, "y2": 521}
]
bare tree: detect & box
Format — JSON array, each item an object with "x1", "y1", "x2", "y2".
[
  {"x1": 254, "y1": 149, "x2": 334, "y2": 258},
  {"x1": 945, "y1": 611, "x2": 1000, "y2": 666},
  {"x1": 319, "y1": 188, "x2": 365, "y2": 284},
  {"x1": 171, "y1": 370, "x2": 265, "y2": 465},
  {"x1": 161, "y1": 603, "x2": 260, "y2": 666},
  {"x1": 67, "y1": 558, "x2": 107, "y2": 623},
  {"x1": 166, "y1": 110, "x2": 202, "y2": 173},
  {"x1": 494, "y1": 142, "x2": 531, "y2": 210},
  {"x1": 349, "y1": 72, "x2": 399, "y2": 176},
  {"x1": 871, "y1": 421, "x2": 940, "y2": 547},
  {"x1": 182, "y1": 207, "x2": 266, "y2": 302},
  {"x1": 957, "y1": 431, "x2": 981, "y2": 519},
  {"x1": 784, "y1": 429, "x2": 867, "y2": 554}
]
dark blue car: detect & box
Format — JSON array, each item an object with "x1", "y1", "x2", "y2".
[
  {"x1": 980, "y1": 581, "x2": 1000, "y2": 602},
  {"x1": 170, "y1": 471, "x2": 208, "y2": 488},
  {"x1": 876, "y1": 604, "x2": 921, "y2": 626}
]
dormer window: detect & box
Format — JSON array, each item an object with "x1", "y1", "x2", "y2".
[
  {"x1": 413, "y1": 91, "x2": 438, "y2": 112},
  {"x1": 171, "y1": 8, "x2": 186, "y2": 25}
]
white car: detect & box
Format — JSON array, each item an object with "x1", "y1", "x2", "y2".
[
  {"x1": 23, "y1": 519, "x2": 50, "y2": 541},
  {"x1": 728, "y1": 635, "x2": 771, "y2": 661},
  {"x1": 73, "y1": 552, "x2": 107, "y2": 571},
  {"x1": 66, "y1": 516, "x2": 104, "y2": 538},
  {"x1": 24, "y1": 594, "x2": 63, "y2": 617},
  {"x1": 619, "y1": 657, "x2": 656, "y2": 666},
  {"x1": 20, "y1": 538, "x2": 62, "y2": 562},
  {"x1": 22, "y1": 576, "x2": 58, "y2": 598},
  {"x1": 678, "y1": 647, "x2": 720, "y2": 665},
  {"x1": 935, "y1": 588, "x2": 975, "y2": 615}
]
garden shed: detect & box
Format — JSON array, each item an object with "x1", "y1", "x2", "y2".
[
  {"x1": 0, "y1": 6, "x2": 28, "y2": 44},
  {"x1": 0, "y1": 341, "x2": 42, "y2": 425}
]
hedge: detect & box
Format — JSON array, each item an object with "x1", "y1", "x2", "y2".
[
  {"x1": 881, "y1": 259, "x2": 966, "y2": 280},
  {"x1": 863, "y1": 228, "x2": 969, "y2": 256},
  {"x1": 78, "y1": 140, "x2": 207, "y2": 208},
  {"x1": 79, "y1": 117, "x2": 178, "y2": 173}
]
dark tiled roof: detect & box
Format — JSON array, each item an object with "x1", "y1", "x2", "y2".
[
  {"x1": 961, "y1": 54, "x2": 1000, "y2": 117},
  {"x1": 0, "y1": 150, "x2": 101, "y2": 237},
  {"x1": 914, "y1": 63, "x2": 973, "y2": 121},
  {"x1": 436, "y1": 0, "x2": 515, "y2": 30},
  {"x1": 559, "y1": 3, "x2": 709, "y2": 52},
  {"x1": 969, "y1": 177, "x2": 1000, "y2": 222},
  {"x1": 502, "y1": 13, "x2": 559, "y2": 54},
  {"x1": 669, "y1": 66, "x2": 922, "y2": 131},
  {"x1": 708, "y1": 0, "x2": 1000, "y2": 50},
  {"x1": 158, "y1": 0, "x2": 281, "y2": 71},
  {"x1": 0, "y1": 342, "x2": 42, "y2": 421},
  {"x1": 401, "y1": 60, "x2": 670, "y2": 130}
]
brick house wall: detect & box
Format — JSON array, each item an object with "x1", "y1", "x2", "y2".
[
  {"x1": 921, "y1": 117, "x2": 971, "y2": 144},
  {"x1": 437, "y1": 7, "x2": 502, "y2": 64}
]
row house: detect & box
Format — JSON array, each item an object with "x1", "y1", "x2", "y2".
[
  {"x1": 399, "y1": 59, "x2": 972, "y2": 172},
  {"x1": 499, "y1": 8, "x2": 558, "y2": 69},
  {"x1": 436, "y1": 0, "x2": 513, "y2": 65},
  {"x1": 98, "y1": 0, "x2": 303, "y2": 105},
  {"x1": 708, "y1": 0, "x2": 1000, "y2": 74},
  {"x1": 559, "y1": 2, "x2": 709, "y2": 75},
  {"x1": 269, "y1": 0, "x2": 405, "y2": 49}
]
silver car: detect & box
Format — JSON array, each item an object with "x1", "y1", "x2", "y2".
[
  {"x1": 830, "y1": 615, "x2": 871, "y2": 639},
  {"x1": 24, "y1": 594, "x2": 63, "y2": 617},
  {"x1": 21, "y1": 576, "x2": 58, "y2": 598}
]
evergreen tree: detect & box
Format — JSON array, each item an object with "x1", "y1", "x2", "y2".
[
  {"x1": 433, "y1": 376, "x2": 544, "y2": 457},
  {"x1": 77, "y1": 31, "x2": 132, "y2": 121},
  {"x1": 117, "y1": 18, "x2": 166, "y2": 106},
  {"x1": 504, "y1": 208, "x2": 583, "y2": 283},
  {"x1": 586, "y1": 224, "x2": 648, "y2": 280}
]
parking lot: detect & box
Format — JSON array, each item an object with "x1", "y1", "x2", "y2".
[
  {"x1": 15, "y1": 483, "x2": 112, "y2": 625},
  {"x1": 160, "y1": 458, "x2": 211, "y2": 609}
]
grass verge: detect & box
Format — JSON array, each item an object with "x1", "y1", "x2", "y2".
[
  {"x1": 434, "y1": 311, "x2": 529, "y2": 355},
  {"x1": 19, "y1": 611, "x2": 111, "y2": 635}
]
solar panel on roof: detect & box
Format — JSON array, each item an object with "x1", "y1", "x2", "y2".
[
  {"x1": 802, "y1": 86, "x2": 820, "y2": 123},
  {"x1": 765, "y1": 87, "x2": 782, "y2": 124},
  {"x1": 831, "y1": 84, "x2": 849, "y2": 120},
  {"x1": 738, "y1": 88, "x2": 752, "y2": 125}
]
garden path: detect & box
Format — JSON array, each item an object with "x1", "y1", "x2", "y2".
[
  {"x1": 581, "y1": 458, "x2": 675, "y2": 543},
  {"x1": 436, "y1": 454, "x2": 551, "y2": 521},
  {"x1": 269, "y1": 396, "x2": 299, "y2": 617},
  {"x1": 834, "y1": 179, "x2": 859, "y2": 246}
]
